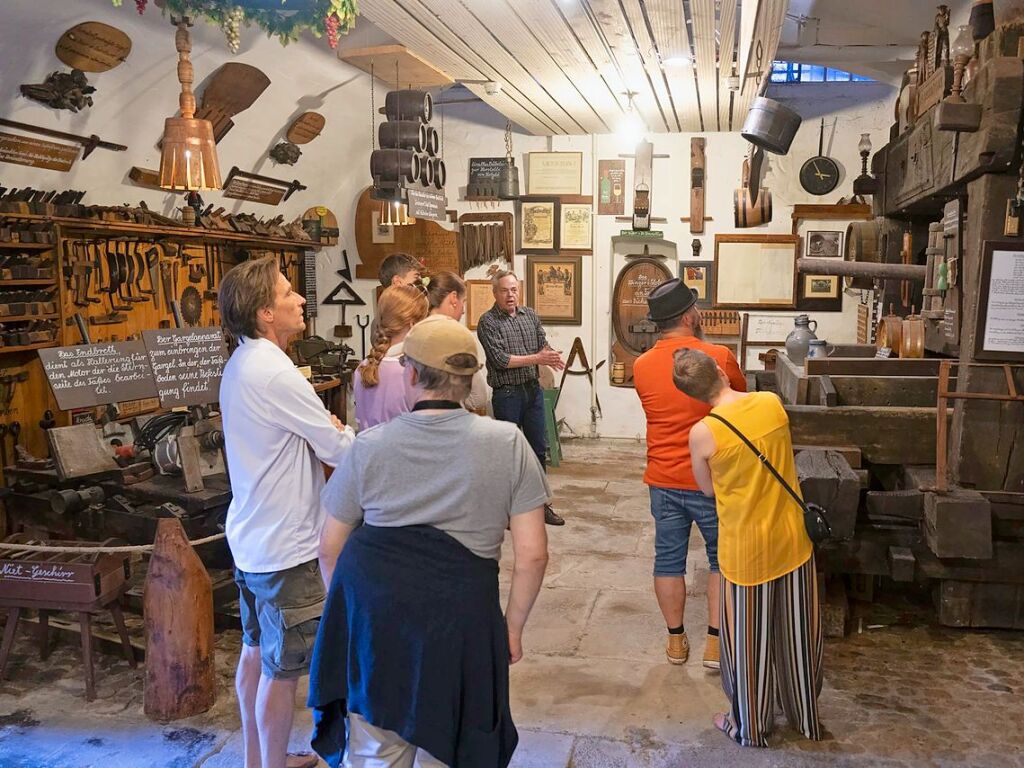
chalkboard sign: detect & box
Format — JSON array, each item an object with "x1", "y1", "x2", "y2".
[
  {"x1": 142, "y1": 327, "x2": 228, "y2": 408},
  {"x1": 39, "y1": 341, "x2": 159, "y2": 410},
  {"x1": 468, "y1": 157, "x2": 508, "y2": 183},
  {"x1": 303, "y1": 250, "x2": 317, "y2": 319}
]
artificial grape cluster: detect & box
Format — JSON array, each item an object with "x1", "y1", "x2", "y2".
[
  {"x1": 111, "y1": 0, "x2": 123, "y2": 6},
  {"x1": 221, "y1": 5, "x2": 244, "y2": 54},
  {"x1": 325, "y1": 12, "x2": 340, "y2": 49},
  {"x1": 135, "y1": 0, "x2": 147, "y2": 13}
]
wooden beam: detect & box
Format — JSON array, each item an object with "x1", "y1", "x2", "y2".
[
  {"x1": 717, "y1": 0, "x2": 738, "y2": 133},
  {"x1": 830, "y1": 375, "x2": 945, "y2": 407},
  {"x1": 786, "y1": 405, "x2": 942, "y2": 464},
  {"x1": 818, "y1": 374, "x2": 837, "y2": 406},
  {"x1": 804, "y1": 358, "x2": 958, "y2": 377},
  {"x1": 619, "y1": 0, "x2": 683, "y2": 132},
  {"x1": 691, "y1": 0, "x2": 719, "y2": 132},
  {"x1": 645, "y1": 0, "x2": 701, "y2": 131}
]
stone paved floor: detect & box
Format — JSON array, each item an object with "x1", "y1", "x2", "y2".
[{"x1": 1, "y1": 438, "x2": 1023, "y2": 767}]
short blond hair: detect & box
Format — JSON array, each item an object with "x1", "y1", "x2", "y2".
[{"x1": 672, "y1": 348, "x2": 724, "y2": 403}]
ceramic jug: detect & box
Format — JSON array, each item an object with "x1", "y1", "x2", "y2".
[
  {"x1": 806, "y1": 339, "x2": 835, "y2": 359},
  {"x1": 785, "y1": 314, "x2": 818, "y2": 365}
]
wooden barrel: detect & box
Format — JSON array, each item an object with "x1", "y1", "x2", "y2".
[
  {"x1": 611, "y1": 257, "x2": 673, "y2": 356},
  {"x1": 733, "y1": 187, "x2": 772, "y2": 227},
  {"x1": 424, "y1": 126, "x2": 440, "y2": 156},
  {"x1": 370, "y1": 148, "x2": 420, "y2": 183},
  {"x1": 430, "y1": 157, "x2": 446, "y2": 189},
  {"x1": 417, "y1": 153, "x2": 434, "y2": 187},
  {"x1": 384, "y1": 89, "x2": 432, "y2": 122},
  {"x1": 900, "y1": 314, "x2": 925, "y2": 358},
  {"x1": 844, "y1": 220, "x2": 881, "y2": 288},
  {"x1": 875, "y1": 305, "x2": 903, "y2": 355},
  {"x1": 378, "y1": 120, "x2": 427, "y2": 151}
]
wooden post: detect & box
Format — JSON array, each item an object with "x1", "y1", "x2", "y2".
[
  {"x1": 936, "y1": 360, "x2": 951, "y2": 493},
  {"x1": 143, "y1": 517, "x2": 215, "y2": 721}
]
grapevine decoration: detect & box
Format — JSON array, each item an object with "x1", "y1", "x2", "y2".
[{"x1": 111, "y1": 0, "x2": 358, "y2": 52}]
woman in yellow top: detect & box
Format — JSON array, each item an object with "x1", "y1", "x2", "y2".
[{"x1": 675, "y1": 348, "x2": 822, "y2": 748}]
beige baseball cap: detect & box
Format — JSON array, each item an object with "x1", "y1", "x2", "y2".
[{"x1": 404, "y1": 317, "x2": 483, "y2": 375}]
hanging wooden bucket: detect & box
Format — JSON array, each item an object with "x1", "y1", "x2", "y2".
[
  {"x1": 875, "y1": 304, "x2": 903, "y2": 355},
  {"x1": 611, "y1": 257, "x2": 673, "y2": 356},
  {"x1": 370, "y1": 149, "x2": 420, "y2": 183},
  {"x1": 424, "y1": 126, "x2": 440, "y2": 156},
  {"x1": 741, "y1": 96, "x2": 802, "y2": 155},
  {"x1": 417, "y1": 153, "x2": 435, "y2": 187},
  {"x1": 900, "y1": 312, "x2": 925, "y2": 358},
  {"x1": 430, "y1": 157, "x2": 446, "y2": 190},
  {"x1": 844, "y1": 219, "x2": 882, "y2": 289},
  {"x1": 384, "y1": 89, "x2": 432, "y2": 122},
  {"x1": 378, "y1": 120, "x2": 427, "y2": 152}
]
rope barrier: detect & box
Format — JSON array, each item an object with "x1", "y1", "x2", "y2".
[{"x1": 0, "y1": 531, "x2": 226, "y2": 555}]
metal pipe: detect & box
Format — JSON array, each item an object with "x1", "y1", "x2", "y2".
[{"x1": 797, "y1": 257, "x2": 927, "y2": 281}]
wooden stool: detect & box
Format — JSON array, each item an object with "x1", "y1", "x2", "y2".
[
  {"x1": 0, "y1": 586, "x2": 136, "y2": 701},
  {"x1": 542, "y1": 387, "x2": 562, "y2": 468}
]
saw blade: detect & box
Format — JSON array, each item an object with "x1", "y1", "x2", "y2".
[{"x1": 180, "y1": 285, "x2": 202, "y2": 327}]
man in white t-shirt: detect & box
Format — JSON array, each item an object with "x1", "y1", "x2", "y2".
[{"x1": 219, "y1": 255, "x2": 354, "y2": 768}]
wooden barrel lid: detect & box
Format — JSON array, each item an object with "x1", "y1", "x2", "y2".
[
  {"x1": 611, "y1": 257, "x2": 672, "y2": 356},
  {"x1": 287, "y1": 112, "x2": 326, "y2": 145},
  {"x1": 844, "y1": 219, "x2": 881, "y2": 289},
  {"x1": 56, "y1": 22, "x2": 131, "y2": 73}
]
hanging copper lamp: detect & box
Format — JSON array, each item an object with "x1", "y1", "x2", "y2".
[{"x1": 159, "y1": 17, "x2": 221, "y2": 190}]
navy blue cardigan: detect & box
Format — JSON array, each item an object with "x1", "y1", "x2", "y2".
[{"x1": 307, "y1": 524, "x2": 518, "y2": 767}]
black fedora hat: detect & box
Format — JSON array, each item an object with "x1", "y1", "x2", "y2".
[{"x1": 647, "y1": 278, "x2": 698, "y2": 322}]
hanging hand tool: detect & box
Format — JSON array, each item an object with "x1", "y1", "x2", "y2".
[
  {"x1": 9, "y1": 421, "x2": 21, "y2": 453},
  {"x1": 144, "y1": 244, "x2": 161, "y2": 307},
  {"x1": 0, "y1": 424, "x2": 8, "y2": 469},
  {"x1": 554, "y1": 337, "x2": 606, "y2": 416},
  {"x1": 356, "y1": 314, "x2": 370, "y2": 359},
  {"x1": 122, "y1": 241, "x2": 146, "y2": 303}
]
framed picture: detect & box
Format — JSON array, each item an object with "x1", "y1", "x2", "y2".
[
  {"x1": 559, "y1": 202, "x2": 593, "y2": 251},
  {"x1": 798, "y1": 273, "x2": 843, "y2": 311},
  {"x1": 516, "y1": 197, "x2": 560, "y2": 253},
  {"x1": 743, "y1": 312, "x2": 795, "y2": 345},
  {"x1": 975, "y1": 241, "x2": 1024, "y2": 361},
  {"x1": 371, "y1": 211, "x2": 395, "y2": 244},
  {"x1": 527, "y1": 151, "x2": 583, "y2": 195},
  {"x1": 598, "y1": 159, "x2": 626, "y2": 215},
  {"x1": 713, "y1": 235, "x2": 799, "y2": 309},
  {"x1": 526, "y1": 253, "x2": 583, "y2": 325},
  {"x1": 678, "y1": 260, "x2": 714, "y2": 308},
  {"x1": 805, "y1": 230, "x2": 842, "y2": 258},
  {"x1": 465, "y1": 279, "x2": 494, "y2": 330}
]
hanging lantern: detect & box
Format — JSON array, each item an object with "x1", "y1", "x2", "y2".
[{"x1": 159, "y1": 17, "x2": 221, "y2": 191}]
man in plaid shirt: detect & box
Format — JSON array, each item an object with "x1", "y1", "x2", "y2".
[{"x1": 477, "y1": 270, "x2": 567, "y2": 526}]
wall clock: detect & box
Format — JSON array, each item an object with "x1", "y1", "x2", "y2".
[{"x1": 800, "y1": 119, "x2": 840, "y2": 196}]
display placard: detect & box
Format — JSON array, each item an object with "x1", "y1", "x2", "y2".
[
  {"x1": 142, "y1": 328, "x2": 228, "y2": 408},
  {"x1": 406, "y1": 188, "x2": 447, "y2": 221},
  {"x1": 222, "y1": 176, "x2": 286, "y2": 205},
  {"x1": 527, "y1": 152, "x2": 583, "y2": 195},
  {"x1": 39, "y1": 341, "x2": 158, "y2": 410},
  {"x1": 976, "y1": 242, "x2": 1024, "y2": 361},
  {"x1": 468, "y1": 157, "x2": 508, "y2": 184},
  {"x1": 0, "y1": 131, "x2": 78, "y2": 172},
  {"x1": 598, "y1": 159, "x2": 626, "y2": 215}
]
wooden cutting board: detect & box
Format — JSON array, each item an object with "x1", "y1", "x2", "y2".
[
  {"x1": 195, "y1": 63, "x2": 271, "y2": 143},
  {"x1": 287, "y1": 113, "x2": 326, "y2": 145},
  {"x1": 56, "y1": 21, "x2": 132, "y2": 73}
]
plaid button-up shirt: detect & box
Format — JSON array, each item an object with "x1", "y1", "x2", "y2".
[{"x1": 476, "y1": 303, "x2": 548, "y2": 389}]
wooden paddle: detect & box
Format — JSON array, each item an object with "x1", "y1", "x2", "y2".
[{"x1": 195, "y1": 63, "x2": 271, "y2": 143}]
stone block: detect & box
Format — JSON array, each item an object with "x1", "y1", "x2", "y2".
[
  {"x1": 924, "y1": 489, "x2": 993, "y2": 560},
  {"x1": 887, "y1": 545, "x2": 916, "y2": 582},
  {"x1": 796, "y1": 449, "x2": 860, "y2": 539}
]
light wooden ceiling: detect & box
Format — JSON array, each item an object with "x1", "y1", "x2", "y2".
[{"x1": 350, "y1": 0, "x2": 789, "y2": 135}]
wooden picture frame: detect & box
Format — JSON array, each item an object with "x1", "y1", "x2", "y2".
[
  {"x1": 559, "y1": 202, "x2": 593, "y2": 251},
  {"x1": 975, "y1": 241, "x2": 1024, "y2": 361},
  {"x1": 804, "y1": 230, "x2": 843, "y2": 258},
  {"x1": 516, "y1": 197, "x2": 560, "y2": 254},
  {"x1": 713, "y1": 234, "x2": 799, "y2": 309},
  {"x1": 527, "y1": 151, "x2": 583, "y2": 195},
  {"x1": 798, "y1": 274, "x2": 843, "y2": 312},
  {"x1": 744, "y1": 312, "x2": 797, "y2": 345},
  {"x1": 465, "y1": 279, "x2": 494, "y2": 330},
  {"x1": 678, "y1": 260, "x2": 714, "y2": 308},
  {"x1": 526, "y1": 253, "x2": 583, "y2": 325}
]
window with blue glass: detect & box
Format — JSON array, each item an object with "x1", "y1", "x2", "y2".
[{"x1": 769, "y1": 60, "x2": 874, "y2": 83}]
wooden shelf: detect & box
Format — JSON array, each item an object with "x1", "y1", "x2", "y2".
[
  {"x1": 0, "y1": 340, "x2": 58, "y2": 354},
  {"x1": 0, "y1": 279, "x2": 58, "y2": 286},
  {"x1": 0, "y1": 241, "x2": 53, "y2": 250},
  {"x1": 52, "y1": 217, "x2": 316, "y2": 249},
  {"x1": 0, "y1": 313, "x2": 59, "y2": 323}
]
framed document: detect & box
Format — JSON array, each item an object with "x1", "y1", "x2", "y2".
[
  {"x1": 516, "y1": 197, "x2": 560, "y2": 253},
  {"x1": 526, "y1": 253, "x2": 583, "y2": 325},
  {"x1": 527, "y1": 151, "x2": 583, "y2": 195},
  {"x1": 804, "y1": 230, "x2": 842, "y2": 257},
  {"x1": 714, "y1": 234, "x2": 799, "y2": 309},
  {"x1": 465, "y1": 280, "x2": 494, "y2": 330},
  {"x1": 678, "y1": 260, "x2": 714, "y2": 308},
  {"x1": 976, "y1": 241, "x2": 1024, "y2": 361},
  {"x1": 559, "y1": 202, "x2": 593, "y2": 251}
]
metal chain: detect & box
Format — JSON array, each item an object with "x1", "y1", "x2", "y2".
[
  {"x1": 505, "y1": 119, "x2": 513, "y2": 163},
  {"x1": 440, "y1": 90, "x2": 444, "y2": 160},
  {"x1": 370, "y1": 61, "x2": 375, "y2": 151},
  {"x1": 755, "y1": 40, "x2": 764, "y2": 89}
]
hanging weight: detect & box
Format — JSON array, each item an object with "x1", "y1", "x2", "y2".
[
  {"x1": 384, "y1": 89, "x2": 432, "y2": 123},
  {"x1": 370, "y1": 149, "x2": 421, "y2": 184},
  {"x1": 430, "y1": 157, "x2": 446, "y2": 190},
  {"x1": 497, "y1": 159, "x2": 520, "y2": 199},
  {"x1": 378, "y1": 121, "x2": 427, "y2": 152}
]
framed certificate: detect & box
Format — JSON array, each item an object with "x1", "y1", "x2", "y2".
[
  {"x1": 516, "y1": 197, "x2": 560, "y2": 253},
  {"x1": 526, "y1": 253, "x2": 583, "y2": 325},
  {"x1": 714, "y1": 234, "x2": 799, "y2": 309},
  {"x1": 527, "y1": 151, "x2": 583, "y2": 195},
  {"x1": 559, "y1": 202, "x2": 592, "y2": 251}
]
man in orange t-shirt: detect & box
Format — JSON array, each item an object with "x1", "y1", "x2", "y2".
[{"x1": 633, "y1": 278, "x2": 745, "y2": 670}]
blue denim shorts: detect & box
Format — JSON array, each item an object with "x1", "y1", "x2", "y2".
[
  {"x1": 234, "y1": 559, "x2": 325, "y2": 680},
  {"x1": 648, "y1": 486, "x2": 720, "y2": 576}
]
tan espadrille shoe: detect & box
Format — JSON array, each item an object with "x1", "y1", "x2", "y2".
[
  {"x1": 666, "y1": 632, "x2": 689, "y2": 664},
  {"x1": 702, "y1": 636, "x2": 721, "y2": 670}
]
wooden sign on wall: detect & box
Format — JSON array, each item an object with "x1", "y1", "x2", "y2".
[
  {"x1": 222, "y1": 177, "x2": 286, "y2": 206},
  {"x1": 0, "y1": 131, "x2": 78, "y2": 172},
  {"x1": 354, "y1": 187, "x2": 459, "y2": 279}
]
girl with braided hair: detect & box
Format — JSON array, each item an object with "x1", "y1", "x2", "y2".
[{"x1": 354, "y1": 285, "x2": 429, "y2": 430}]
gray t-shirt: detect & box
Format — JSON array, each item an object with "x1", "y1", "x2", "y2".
[{"x1": 321, "y1": 410, "x2": 550, "y2": 560}]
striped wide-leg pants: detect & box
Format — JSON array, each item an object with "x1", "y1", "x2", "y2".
[{"x1": 719, "y1": 555, "x2": 823, "y2": 747}]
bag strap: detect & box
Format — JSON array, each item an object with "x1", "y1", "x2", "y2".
[{"x1": 706, "y1": 412, "x2": 807, "y2": 512}]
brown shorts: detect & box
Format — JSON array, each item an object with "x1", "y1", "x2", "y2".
[{"x1": 234, "y1": 559, "x2": 325, "y2": 680}]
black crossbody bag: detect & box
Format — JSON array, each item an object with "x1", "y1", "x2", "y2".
[{"x1": 707, "y1": 413, "x2": 833, "y2": 545}]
